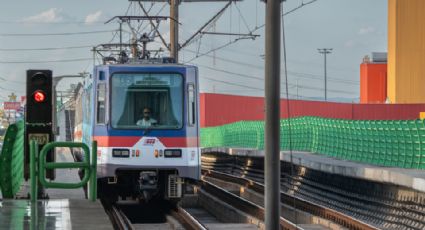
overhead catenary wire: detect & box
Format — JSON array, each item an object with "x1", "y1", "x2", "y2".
[
  {"x1": 233, "y1": 1, "x2": 251, "y2": 32},
  {"x1": 138, "y1": 3, "x2": 167, "y2": 35},
  {"x1": 252, "y1": 0, "x2": 319, "y2": 33},
  {"x1": 200, "y1": 44, "x2": 358, "y2": 74},
  {"x1": 202, "y1": 76, "x2": 300, "y2": 98},
  {"x1": 183, "y1": 0, "x2": 320, "y2": 64},
  {"x1": 0, "y1": 58, "x2": 92, "y2": 64},
  {"x1": 183, "y1": 49, "x2": 359, "y2": 85},
  {"x1": 0, "y1": 45, "x2": 93, "y2": 51},
  {"x1": 0, "y1": 30, "x2": 118, "y2": 37},
  {"x1": 0, "y1": 20, "x2": 104, "y2": 25},
  {"x1": 192, "y1": 62, "x2": 357, "y2": 95}
]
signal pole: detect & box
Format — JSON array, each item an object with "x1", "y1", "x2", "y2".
[
  {"x1": 265, "y1": 0, "x2": 281, "y2": 229},
  {"x1": 318, "y1": 48, "x2": 332, "y2": 101}
]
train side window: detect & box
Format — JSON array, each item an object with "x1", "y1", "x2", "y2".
[
  {"x1": 188, "y1": 84, "x2": 196, "y2": 126},
  {"x1": 96, "y1": 83, "x2": 106, "y2": 124}
]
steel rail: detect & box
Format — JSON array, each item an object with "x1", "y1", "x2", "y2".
[
  {"x1": 197, "y1": 179, "x2": 302, "y2": 230},
  {"x1": 110, "y1": 205, "x2": 134, "y2": 230},
  {"x1": 202, "y1": 169, "x2": 379, "y2": 230},
  {"x1": 170, "y1": 206, "x2": 208, "y2": 230}
]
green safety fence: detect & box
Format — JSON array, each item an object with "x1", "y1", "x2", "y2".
[
  {"x1": 200, "y1": 117, "x2": 425, "y2": 169},
  {"x1": 0, "y1": 121, "x2": 25, "y2": 198},
  {"x1": 30, "y1": 140, "x2": 97, "y2": 202}
]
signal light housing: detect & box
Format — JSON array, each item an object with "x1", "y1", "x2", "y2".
[
  {"x1": 25, "y1": 69, "x2": 54, "y2": 180},
  {"x1": 26, "y1": 70, "x2": 52, "y2": 123}
]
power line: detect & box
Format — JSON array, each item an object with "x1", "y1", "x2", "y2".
[
  {"x1": 196, "y1": 62, "x2": 294, "y2": 89},
  {"x1": 183, "y1": 49, "x2": 359, "y2": 85},
  {"x1": 184, "y1": 0, "x2": 320, "y2": 64},
  {"x1": 252, "y1": 0, "x2": 319, "y2": 33},
  {"x1": 233, "y1": 2, "x2": 251, "y2": 33},
  {"x1": 183, "y1": 38, "x2": 247, "y2": 63},
  {"x1": 0, "y1": 30, "x2": 117, "y2": 37},
  {"x1": 0, "y1": 20, "x2": 104, "y2": 25},
  {"x1": 0, "y1": 45, "x2": 93, "y2": 51},
  {"x1": 202, "y1": 76, "x2": 300, "y2": 98},
  {"x1": 0, "y1": 58, "x2": 92, "y2": 64},
  {"x1": 195, "y1": 62, "x2": 356, "y2": 95}
]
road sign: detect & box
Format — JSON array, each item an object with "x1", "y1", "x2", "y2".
[{"x1": 4, "y1": 102, "x2": 21, "y2": 110}]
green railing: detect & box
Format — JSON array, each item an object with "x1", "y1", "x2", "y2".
[
  {"x1": 30, "y1": 140, "x2": 97, "y2": 202},
  {"x1": 0, "y1": 121, "x2": 25, "y2": 198},
  {"x1": 201, "y1": 117, "x2": 425, "y2": 169}
]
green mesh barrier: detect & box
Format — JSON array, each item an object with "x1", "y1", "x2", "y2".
[
  {"x1": 0, "y1": 121, "x2": 25, "y2": 198},
  {"x1": 200, "y1": 117, "x2": 425, "y2": 169}
]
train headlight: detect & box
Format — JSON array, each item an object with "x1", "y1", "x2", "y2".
[
  {"x1": 164, "y1": 149, "x2": 182, "y2": 158},
  {"x1": 112, "y1": 149, "x2": 130, "y2": 158}
]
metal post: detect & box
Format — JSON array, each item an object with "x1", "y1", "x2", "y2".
[
  {"x1": 265, "y1": 0, "x2": 281, "y2": 228},
  {"x1": 119, "y1": 22, "x2": 123, "y2": 53},
  {"x1": 90, "y1": 141, "x2": 98, "y2": 201},
  {"x1": 318, "y1": 48, "x2": 333, "y2": 101},
  {"x1": 324, "y1": 52, "x2": 327, "y2": 101},
  {"x1": 170, "y1": 0, "x2": 179, "y2": 62},
  {"x1": 30, "y1": 140, "x2": 38, "y2": 203}
]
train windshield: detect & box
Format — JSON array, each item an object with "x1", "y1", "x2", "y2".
[{"x1": 111, "y1": 73, "x2": 183, "y2": 129}]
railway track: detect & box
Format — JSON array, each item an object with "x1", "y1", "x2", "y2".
[
  {"x1": 104, "y1": 198, "x2": 203, "y2": 230},
  {"x1": 201, "y1": 152, "x2": 425, "y2": 230},
  {"x1": 102, "y1": 179, "x2": 267, "y2": 230},
  {"x1": 202, "y1": 169, "x2": 375, "y2": 230}
]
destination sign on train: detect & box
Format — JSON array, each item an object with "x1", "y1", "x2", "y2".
[{"x1": 115, "y1": 75, "x2": 176, "y2": 86}]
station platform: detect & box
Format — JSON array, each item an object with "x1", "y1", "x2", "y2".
[
  {"x1": 0, "y1": 148, "x2": 113, "y2": 230},
  {"x1": 0, "y1": 199, "x2": 113, "y2": 230},
  {"x1": 202, "y1": 147, "x2": 425, "y2": 192}
]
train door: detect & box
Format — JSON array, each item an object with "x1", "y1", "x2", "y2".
[{"x1": 185, "y1": 66, "x2": 200, "y2": 180}]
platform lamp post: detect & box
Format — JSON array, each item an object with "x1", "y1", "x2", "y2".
[{"x1": 318, "y1": 48, "x2": 332, "y2": 101}]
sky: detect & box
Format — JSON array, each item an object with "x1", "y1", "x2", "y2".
[{"x1": 0, "y1": 0, "x2": 388, "y2": 103}]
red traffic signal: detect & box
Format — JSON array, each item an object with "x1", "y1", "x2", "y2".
[{"x1": 33, "y1": 90, "x2": 46, "y2": 103}]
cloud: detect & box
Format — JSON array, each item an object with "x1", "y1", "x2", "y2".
[
  {"x1": 358, "y1": 26, "x2": 376, "y2": 35},
  {"x1": 344, "y1": 40, "x2": 355, "y2": 48},
  {"x1": 85, "y1": 11, "x2": 102, "y2": 24},
  {"x1": 21, "y1": 8, "x2": 63, "y2": 23}
]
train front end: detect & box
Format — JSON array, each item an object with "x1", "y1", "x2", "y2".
[{"x1": 91, "y1": 64, "x2": 200, "y2": 201}]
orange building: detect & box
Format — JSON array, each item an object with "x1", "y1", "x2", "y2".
[
  {"x1": 388, "y1": 0, "x2": 425, "y2": 103},
  {"x1": 360, "y1": 61, "x2": 387, "y2": 104}
]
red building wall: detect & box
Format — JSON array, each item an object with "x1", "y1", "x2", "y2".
[{"x1": 200, "y1": 93, "x2": 425, "y2": 127}]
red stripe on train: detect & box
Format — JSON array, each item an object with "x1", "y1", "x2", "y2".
[{"x1": 93, "y1": 136, "x2": 199, "y2": 148}]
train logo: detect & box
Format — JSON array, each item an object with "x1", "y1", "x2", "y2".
[{"x1": 143, "y1": 138, "x2": 156, "y2": 146}]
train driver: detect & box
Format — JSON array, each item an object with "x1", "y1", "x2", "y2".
[{"x1": 136, "y1": 107, "x2": 157, "y2": 127}]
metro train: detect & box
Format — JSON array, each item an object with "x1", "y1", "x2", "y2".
[{"x1": 73, "y1": 59, "x2": 201, "y2": 202}]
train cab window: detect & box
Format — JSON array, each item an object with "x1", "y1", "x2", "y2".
[
  {"x1": 96, "y1": 83, "x2": 106, "y2": 124},
  {"x1": 188, "y1": 84, "x2": 196, "y2": 126},
  {"x1": 111, "y1": 73, "x2": 183, "y2": 129}
]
